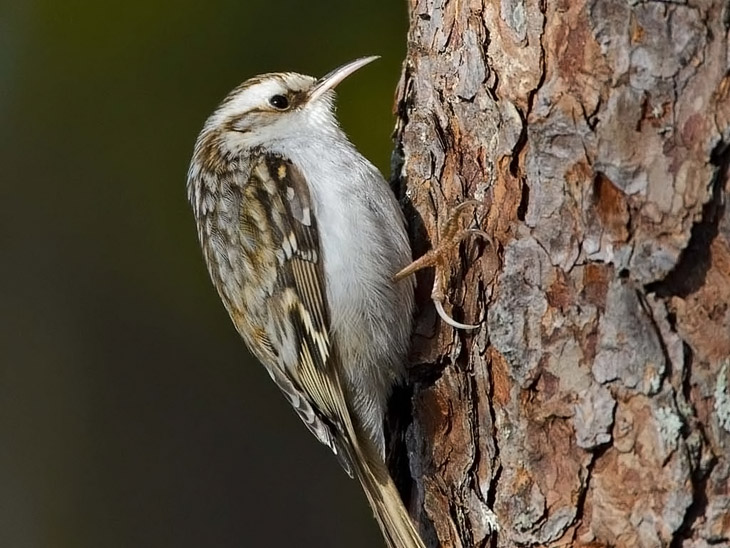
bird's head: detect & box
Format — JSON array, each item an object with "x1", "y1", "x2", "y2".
[{"x1": 196, "y1": 56, "x2": 379, "y2": 156}]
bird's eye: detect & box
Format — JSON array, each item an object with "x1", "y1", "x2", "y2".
[{"x1": 269, "y1": 94, "x2": 290, "y2": 110}]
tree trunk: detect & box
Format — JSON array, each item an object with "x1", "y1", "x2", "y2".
[{"x1": 391, "y1": 1, "x2": 730, "y2": 546}]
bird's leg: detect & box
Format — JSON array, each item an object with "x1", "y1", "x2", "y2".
[{"x1": 394, "y1": 200, "x2": 491, "y2": 330}]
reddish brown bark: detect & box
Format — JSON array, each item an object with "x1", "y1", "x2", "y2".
[{"x1": 392, "y1": 1, "x2": 730, "y2": 546}]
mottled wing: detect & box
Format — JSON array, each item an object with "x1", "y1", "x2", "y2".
[{"x1": 241, "y1": 154, "x2": 353, "y2": 474}]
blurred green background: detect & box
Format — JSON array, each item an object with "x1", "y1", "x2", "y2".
[{"x1": 0, "y1": 1, "x2": 407, "y2": 546}]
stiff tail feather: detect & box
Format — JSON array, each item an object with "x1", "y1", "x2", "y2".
[
  {"x1": 323, "y1": 361, "x2": 425, "y2": 547},
  {"x1": 349, "y1": 441, "x2": 426, "y2": 548}
]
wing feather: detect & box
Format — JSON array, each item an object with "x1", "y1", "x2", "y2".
[{"x1": 239, "y1": 154, "x2": 354, "y2": 473}]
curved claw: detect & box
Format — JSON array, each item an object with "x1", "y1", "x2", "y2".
[
  {"x1": 463, "y1": 228, "x2": 491, "y2": 245},
  {"x1": 396, "y1": 199, "x2": 489, "y2": 331},
  {"x1": 433, "y1": 298, "x2": 481, "y2": 330},
  {"x1": 430, "y1": 227, "x2": 490, "y2": 331}
]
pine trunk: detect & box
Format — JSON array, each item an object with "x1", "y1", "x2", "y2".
[{"x1": 391, "y1": 1, "x2": 730, "y2": 546}]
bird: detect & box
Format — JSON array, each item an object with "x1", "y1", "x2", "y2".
[{"x1": 186, "y1": 56, "x2": 426, "y2": 548}]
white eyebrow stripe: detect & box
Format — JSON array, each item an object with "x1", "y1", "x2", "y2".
[{"x1": 207, "y1": 73, "x2": 316, "y2": 128}]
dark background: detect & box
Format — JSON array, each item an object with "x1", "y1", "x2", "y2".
[{"x1": 1, "y1": 2, "x2": 407, "y2": 546}]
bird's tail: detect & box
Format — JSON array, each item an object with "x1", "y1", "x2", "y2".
[
  {"x1": 347, "y1": 438, "x2": 426, "y2": 548},
  {"x1": 325, "y1": 364, "x2": 425, "y2": 547}
]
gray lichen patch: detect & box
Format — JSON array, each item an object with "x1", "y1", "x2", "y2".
[{"x1": 714, "y1": 359, "x2": 730, "y2": 434}]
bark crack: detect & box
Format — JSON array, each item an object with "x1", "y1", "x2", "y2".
[
  {"x1": 645, "y1": 140, "x2": 728, "y2": 298},
  {"x1": 569, "y1": 444, "x2": 605, "y2": 546},
  {"x1": 671, "y1": 345, "x2": 719, "y2": 546}
]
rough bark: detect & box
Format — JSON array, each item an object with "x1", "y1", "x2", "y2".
[{"x1": 391, "y1": 1, "x2": 730, "y2": 547}]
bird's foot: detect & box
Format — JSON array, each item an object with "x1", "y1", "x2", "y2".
[{"x1": 394, "y1": 200, "x2": 491, "y2": 330}]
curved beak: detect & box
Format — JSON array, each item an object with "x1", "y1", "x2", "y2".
[{"x1": 307, "y1": 56, "x2": 380, "y2": 104}]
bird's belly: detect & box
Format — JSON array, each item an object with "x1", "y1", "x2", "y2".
[{"x1": 316, "y1": 192, "x2": 414, "y2": 442}]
